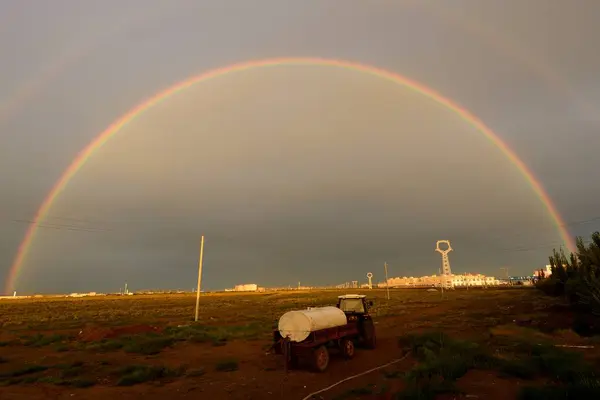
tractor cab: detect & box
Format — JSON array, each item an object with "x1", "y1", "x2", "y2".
[
  {"x1": 337, "y1": 294, "x2": 376, "y2": 348},
  {"x1": 337, "y1": 294, "x2": 373, "y2": 316}
]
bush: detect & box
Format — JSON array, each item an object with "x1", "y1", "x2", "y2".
[
  {"x1": 396, "y1": 331, "x2": 496, "y2": 398},
  {"x1": 565, "y1": 277, "x2": 588, "y2": 307},
  {"x1": 536, "y1": 278, "x2": 563, "y2": 297}
]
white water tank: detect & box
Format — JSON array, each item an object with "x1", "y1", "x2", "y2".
[{"x1": 278, "y1": 306, "x2": 348, "y2": 342}]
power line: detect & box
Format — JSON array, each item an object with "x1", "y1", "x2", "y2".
[
  {"x1": 39, "y1": 215, "x2": 105, "y2": 225},
  {"x1": 499, "y1": 238, "x2": 593, "y2": 253},
  {"x1": 5, "y1": 212, "x2": 600, "y2": 254},
  {"x1": 11, "y1": 219, "x2": 112, "y2": 233},
  {"x1": 483, "y1": 215, "x2": 600, "y2": 243},
  {"x1": 8, "y1": 212, "x2": 600, "y2": 236},
  {"x1": 7, "y1": 211, "x2": 600, "y2": 232}
]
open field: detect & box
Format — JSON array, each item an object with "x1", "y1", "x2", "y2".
[{"x1": 1, "y1": 288, "x2": 599, "y2": 399}]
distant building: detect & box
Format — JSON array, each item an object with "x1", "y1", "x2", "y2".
[
  {"x1": 449, "y1": 274, "x2": 499, "y2": 287},
  {"x1": 67, "y1": 292, "x2": 102, "y2": 298},
  {"x1": 378, "y1": 273, "x2": 499, "y2": 288},
  {"x1": 233, "y1": 284, "x2": 258, "y2": 292},
  {"x1": 533, "y1": 265, "x2": 553, "y2": 278}
]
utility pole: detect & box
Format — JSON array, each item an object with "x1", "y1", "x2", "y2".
[
  {"x1": 384, "y1": 262, "x2": 390, "y2": 300},
  {"x1": 194, "y1": 235, "x2": 205, "y2": 322}
]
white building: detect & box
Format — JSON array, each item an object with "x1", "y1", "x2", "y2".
[
  {"x1": 233, "y1": 283, "x2": 258, "y2": 292},
  {"x1": 379, "y1": 273, "x2": 499, "y2": 288},
  {"x1": 449, "y1": 274, "x2": 499, "y2": 287}
]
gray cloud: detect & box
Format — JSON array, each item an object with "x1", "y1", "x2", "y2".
[{"x1": 1, "y1": 0, "x2": 599, "y2": 294}]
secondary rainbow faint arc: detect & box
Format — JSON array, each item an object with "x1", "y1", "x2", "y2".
[{"x1": 4, "y1": 56, "x2": 575, "y2": 293}]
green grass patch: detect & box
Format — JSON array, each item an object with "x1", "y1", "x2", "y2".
[
  {"x1": 37, "y1": 376, "x2": 96, "y2": 388},
  {"x1": 498, "y1": 359, "x2": 538, "y2": 379},
  {"x1": 56, "y1": 360, "x2": 84, "y2": 368},
  {"x1": 382, "y1": 369, "x2": 402, "y2": 379},
  {"x1": 186, "y1": 368, "x2": 205, "y2": 377},
  {"x1": 396, "y1": 380, "x2": 460, "y2": 400},
  {"x1": 69, "y1": 378, "x2": 96, "y2": 388},
  {"x1": 333, "y1": 385, "x2": 375, "y2": 399},
  {"x1": 0, "y1": 365, "x2": 49, "y2": 378},
  {"x1": 498, "y1": 343, "x2": 595, "y2": 383},
  {"x1": 395, "y1": 331, "x2": 599, "y2": 398},
  {"x1": 395, "y1": 331, "x2": 502, "y2": 398},
  {"x1": 85, "y1": 334, "x2": 174, "y2": 355},
  {"x1": 115, "y1": 365, "x2": 185, "y2": 386},
  {"x1": 86, "y1": 339, "x2": 124, "y2": 352},
  {"x1": 0, "y1": 365, "x2": 49, "y2": 386},
  {"x1": 518, "y1": 381, "x2": 600, "y2": 399},
  {"x1": 399, "y1": 331, "x2": 496, "y2": 381},
  {"x1": 55, "y1": 360, "x2": 85, "y2": 379},
  {"x1": 122, "y1": 336, "x2": 174, "y2": 355},
  {"x1": 166, "y1": 322, "x2": 266, "y2": 345},
  {"x1": 0, "y1": 361, "x2": 94, "y2": 388},
  {"x1": 22, "y1": 334, "x2": 66, "y2": 347},
  {"x1": 215, "y1": 359, "x2": 238, "y2": 372}
]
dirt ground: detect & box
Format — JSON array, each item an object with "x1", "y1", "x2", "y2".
[{"x1": 0, "y1": 288, "x2": 597, "y2": 399}]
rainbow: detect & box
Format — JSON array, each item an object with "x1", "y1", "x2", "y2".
[{"x1": 4, "y1": 56, "x2": 575, "y2": 294}]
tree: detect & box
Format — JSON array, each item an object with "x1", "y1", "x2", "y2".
[{"x1": 539, "y1": 232, "x2": 600, "y2": 315}]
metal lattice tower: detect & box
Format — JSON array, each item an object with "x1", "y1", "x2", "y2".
[{"x1": 435, "y1": 240, "x2": 454, "y2": 289}]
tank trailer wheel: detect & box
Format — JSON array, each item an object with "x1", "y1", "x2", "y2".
[
  {"x1": 340, "y1": 338, "x2": 355, "y2": 359},
  {"x1": 312, "y1": 345, "x2": 330, "y2": 372}
]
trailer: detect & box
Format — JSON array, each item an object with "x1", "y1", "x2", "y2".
[{"x1": 272, "y1": 294, "x2": 377, "y2": 372}]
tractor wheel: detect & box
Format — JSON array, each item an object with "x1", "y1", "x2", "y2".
[
  {"x1": 362, "y1": 321, "x2": 377, "y2": 349},
  {"x1": 312, "y1": 345, "x2": 330, "y2": 372},
  {"x1": 340, "y1": 338, "x2": 355, "y2": 359}
]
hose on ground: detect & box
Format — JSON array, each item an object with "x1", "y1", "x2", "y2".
[{"x1": 300, "y1": 351, "x2": 411, "y2": 400}]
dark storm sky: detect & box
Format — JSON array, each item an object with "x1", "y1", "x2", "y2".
[{"x1": 1, "y1": 0, "x2": 599, "y2": 294}]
